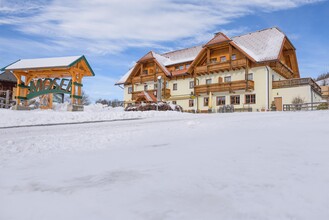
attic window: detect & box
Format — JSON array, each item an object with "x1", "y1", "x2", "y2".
[
  {"x1": 220, "y1": 56, "x2": 227, "y2": 62},
  {"x1": 143, "y1": 69, "x2": 148, "y2": 75},
  {"x1": 231, "y1": 54, "x2": 236, "y2": 60},
  {"x1": 210, "y1": 58, "x2": 217, "y2": 63}
]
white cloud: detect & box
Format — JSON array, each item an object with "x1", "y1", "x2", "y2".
[{"x1": 0, "y1": 0, "x2": 323, "y2": 55}]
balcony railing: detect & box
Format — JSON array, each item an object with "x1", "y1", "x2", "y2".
[
  {"x1": 194, "y1": 58, "x2": 247, "y2": 75},
  {"x1": 194, "y1": 80, "x2": 254, "y2": 95},
  {"x1": 272, "y1": 78, "x2": 321, "y2": 95},
  {"x1": 132, "y1": 74, "x2": 157, "y2": 84}
]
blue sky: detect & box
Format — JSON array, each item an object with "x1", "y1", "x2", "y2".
[{"x1": 0, "y1": 0, "x2": 328, "y2": 101}]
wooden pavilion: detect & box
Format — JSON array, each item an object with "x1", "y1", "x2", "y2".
[{"x1": 1, "y1": 55, "x2": 95, "y2": 110}]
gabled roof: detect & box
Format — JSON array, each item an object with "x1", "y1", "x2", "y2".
[
  {"x1": 116, "y1": 47, "x2": 202, "y2": 85},
  {"x1": 115, "y1": 64, "x2": 136, "y2": 85},
  {"x1": 138, "y1": 51, "x2": 154, "y2": 62},
  {"x1": 204, "y1": 32, "x2": 231, "y2": 47},
  {"x1": 1, "y1": 55, "x2": 95, "y2": 76},
  {"x1": 0, "y1": 71, "x2": 17, "y2": 82},
  {"x1": 232, "y1": 27, "x2": 286, "y2": 62},
  {"x1": 116, "y1": 27, "x2": 295, "y2": 85}
]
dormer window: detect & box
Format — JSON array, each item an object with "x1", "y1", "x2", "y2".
[{"x1": 220, "y1": 56, "x2": 227, "y2": 62}]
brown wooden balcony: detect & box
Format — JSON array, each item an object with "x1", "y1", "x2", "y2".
[
  {"x1": 131, "y1": 74, "x2": 157, "y2": 84},
  {"x1": 132, "y1": 88, "x2": 171, "y2": 101},
  {"x1": 195, "y1": 80, "x2": 254, "y2": 95},
  {"x1": 272, "y1": 78, "x2": 321, "y2": 95},
  {"x1": 194, "y1": 58, "x2": 247, "y2": 75}
]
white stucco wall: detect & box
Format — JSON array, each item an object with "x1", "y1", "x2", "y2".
[{"x1": 273, "y1": 86, "x2": 322, "y2": 105}]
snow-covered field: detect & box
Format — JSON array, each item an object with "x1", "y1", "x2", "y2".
[{"x1": 1, "y1": 107, "x2": 329, "y2": 220}]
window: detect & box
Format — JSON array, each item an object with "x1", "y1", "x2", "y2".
[
  {"x1": 230, "y1": 95, "x2": 240, "y2": 105},
  {"x1": 224, "y1": 76, "x2": 231, "y2": 82},
  {"x1": 175, "y1": 66, "x2": 179, "y2": 70},
  {"x1": 144, "y1": 84, "x2": 148, "y2": 91},
  {"x1": 154, "y1": 84, "x2": 158, "y2": 90},
  {"x1": 172, "y1": 101, "x2": 177, "y2": 105},
  {"x1": 216, "y1": 96, "x2": 225, "y2": 106},
  {"x1": 245, "y1": 94, "x2": 256, "y2": 104},
  {"x1": 210, "y1": 58, "x2": 217, "y2": 63},
  {"x1": 247, "y1": 73, "x2": 253, "y2": 81},
  {"x1": 189, "y1": 81, "x2": 194, "y2": 89},
  {"x1": 179, "y1": 65, "x2": 184, "y2": 70},
  {"x1": 206, "y1": 79, "x2": 212, "y2": 85},
  {"x1": 189, "y1": 100, "x2": 194, "y2": 107},
  {"x1": 166, "y1": 81, "x2": 169, "y2": 88},
  {"x1": 204, "y1": 97, "x2": 209, "y2": 106},
  {"x1": 143, "y1": 69, "x2": 148, "y2": 75},
  {"x1": 186, "y1": 64, "x2": 191, "y2": 69},
  {"x1": 231, "y1": 54, "x2": 236, "y2": 60},
  {"x1": 173, "y1": 83, "x2": 177, "y2": 91},
  {"x1": 272, "y1": 74, "x2": 275, "y2": 81},
  {"x1": 220, "y1": 56, "x2": 227, "y2": 62},
  {"x1": 128, "y1": 87, "x2": 132, "y2": 94}
]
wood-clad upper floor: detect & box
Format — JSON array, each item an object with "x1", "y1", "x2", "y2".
[{"x1": 117, "y1": 27, "x2": 302, "y2": 90}]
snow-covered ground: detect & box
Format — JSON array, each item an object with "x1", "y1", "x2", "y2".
[{"x1": 1, "y1": 108, "x2": 329, "y2": 220}]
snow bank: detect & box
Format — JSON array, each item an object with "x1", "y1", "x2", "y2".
[{"x1": 0, "y1": 104, "x2": 189, "y2": 127}]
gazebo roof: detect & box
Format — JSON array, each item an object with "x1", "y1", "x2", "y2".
[{"x1": 1, "y1": 55, "x2": 95, "y2": 76}]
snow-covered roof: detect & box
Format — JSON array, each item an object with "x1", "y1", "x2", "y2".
[
  {"x1": 232, "y1": 27, "x2": 285, "y2": 62},
  {"x1": 161, "y1": 45, "x2": 202, "y2": 66},
  {"x1": 2, "y1": 56, "x2": 83, "y2": 71},
  {"x1": 116, "y1": 65, "x2": 136, "y2": 85},
  {"x1": 116, "y1": 27, "x2": 289, "y2": 85}
]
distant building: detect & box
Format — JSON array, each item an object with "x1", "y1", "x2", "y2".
[
  {"x1": 0, "y1": 71, "x2": 17, "y2": 91},
  {"x1": 117, "y1": 27, "x2": 322, "y2": 112}
]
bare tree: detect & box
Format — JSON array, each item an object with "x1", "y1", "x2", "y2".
[{"x1": 82, "y1": 90, "x2": 91, "y2": 105}]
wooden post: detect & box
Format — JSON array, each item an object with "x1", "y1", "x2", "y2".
[
  {"x1": 15, "y1": 74, "x2": 21, "y2": 106},
  {"x1": 245, "y1": 59, "x2": 249, "y2": 91},
  {"x1": 5, "y1": 90, "x2": 9, "y2": 108},
  {"x1": 207, "y1": 48, "x2": 210, "y2": 64},
  {"x1": 78, "y1": 74, "x2": 82, "y2": 105},
  {"x1": 71, "y1": 71, "x2": 76, "y2": 105},
  {"x1": 229, "y1": 44, "x2": 232, "y2": 70}
]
